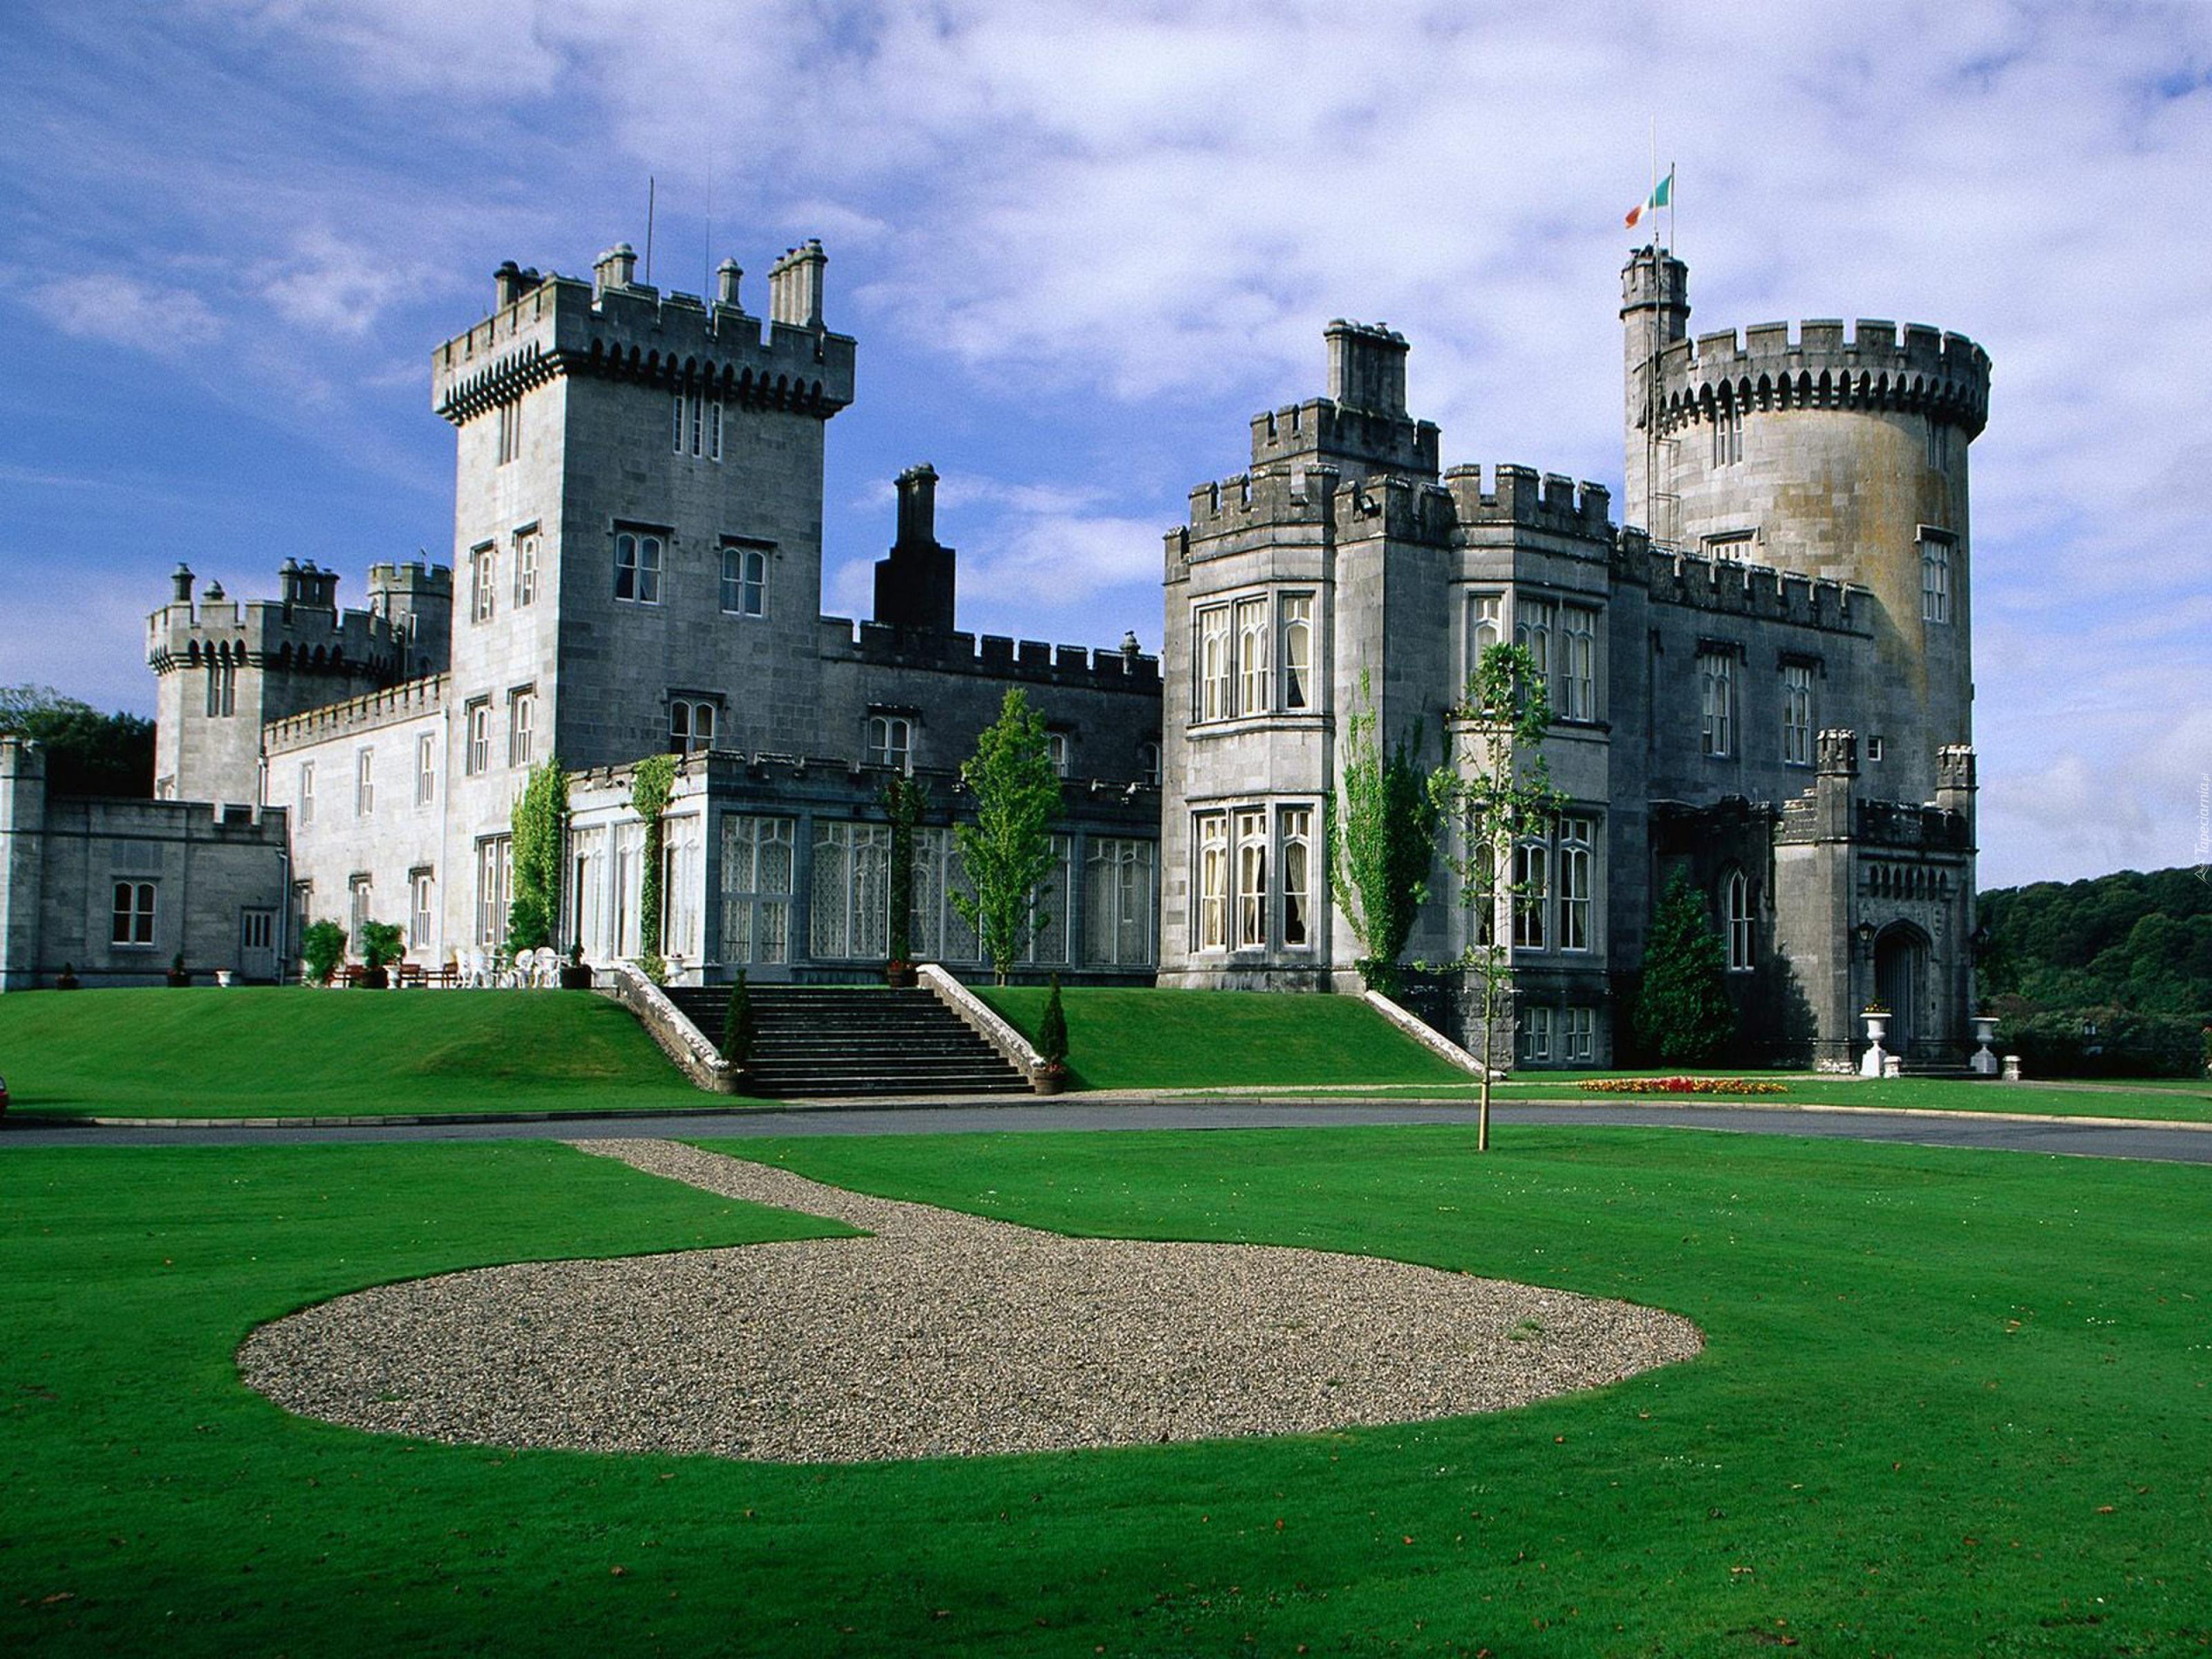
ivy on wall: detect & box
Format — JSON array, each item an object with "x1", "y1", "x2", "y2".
[
  {"x1": 506, "y1": 759, "x2": 570, "y2": 956},
  {"x1": 630, "y1": 753, "x2": 678, "y2": 984}
]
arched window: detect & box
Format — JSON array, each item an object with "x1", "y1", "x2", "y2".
[{"x1": 1725, "y1": 869, "x2": 1754, "y2": 972}]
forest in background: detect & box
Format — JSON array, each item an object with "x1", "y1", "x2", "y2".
[{"x1": 1978, "y1": 865, "x2": 2211, "y2": 1075}]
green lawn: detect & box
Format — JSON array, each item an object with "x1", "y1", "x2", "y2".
[
  {"x1": 6, "y1": 1127, "x2": 2209, "y2": 1655},
  {"x1": 978, "y1": 985, "x2": 1472, "y2": 1089},
  {"x1": 0, "y1": 987, "x2": 753, "y2": 1117}
]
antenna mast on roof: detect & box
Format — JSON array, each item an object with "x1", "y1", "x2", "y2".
[{"x1": 645, "y1": 175, "x2": 656, "y2": 285}]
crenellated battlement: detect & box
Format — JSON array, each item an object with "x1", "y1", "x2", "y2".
[
  {"x1": 1248, "y1": 397, "x2": 1441, "y2": 480},
  {"x1": 818, "y1": 618, "x2": 1161, "y2": 691},
  {"x1": 147, "y1": 562, "x2": 418, "y2": 681},
  {"x1": 1654, "y1": 315, "x2": 1989, "y2": 438},
  {"x1": 1633, "y1": 541, "x2": 1869, "y2": 635},
  {"x1": 1330, "y1": 472, "x2": 1459, "y2": 545},
  {"x1": 431, "y1": 239, "x2": 856, "y2": 427},
  {"x1": 1185, "y1": 467, "x2": 1338, "y2": 538},
  {"x1": 1442, "y1": 464, "x2": 1613, "y2": 534},
  {"x1": 261, "y1": 674, "x2": 448, "y2": 754}
]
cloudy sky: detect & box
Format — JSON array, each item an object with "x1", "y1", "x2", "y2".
[{"x1": 2, "y1": 1, "x2": 2206, "y2": 888}]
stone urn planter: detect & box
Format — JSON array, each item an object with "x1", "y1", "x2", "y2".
[
  {"x1": 1969, "y1": 1014, "x2": 2000, "y2": 1076},
  {"x1": 1031, "y1": 1065, "x2": 1067, "y2": 1096},
  {"x1": 1859, "y1": 1007, "x2": 1890, "y2": 1078},
  {"x1": 215, "y1": 968, "x2": 234, "y2": 988},
  {"x1": 885, "y1": 959, "x2": 919, "y2": 989}
]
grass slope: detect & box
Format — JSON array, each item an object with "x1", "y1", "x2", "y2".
[
  {"x1": 0, "y1": 988, "x2": 738, "y2": 1117},
  {"x1": 977, "y1": 986, "x2": 1472, "y2": 1089},
  {"x1": 6, "y1": 1127, "x2": 2208, "y2": 1655}
]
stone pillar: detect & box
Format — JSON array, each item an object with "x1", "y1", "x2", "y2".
[{"x1": 0, "y1": 738, "x2": 48, "y2": 992}]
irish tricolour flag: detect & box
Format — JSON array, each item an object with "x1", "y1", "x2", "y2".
[{"x1": 1625, "y1": 169, "x2": 1673, "y2": 230}]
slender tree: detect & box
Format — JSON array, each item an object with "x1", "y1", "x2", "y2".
[
  {"x1": 1429, "y1": 641, "x2": 1565, "y2": 1151},
  {"x1": 881, "y1": 774, "x2": 930, "y2": 971},
  {"x1": 1327, "y1": 671, "x2": 1441, "y2": 994},
  {"x1": 952, "y1": 688, "x2": 1062, "y2": 984}
]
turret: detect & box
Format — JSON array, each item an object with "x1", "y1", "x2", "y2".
[
  {"x1": 1622, "y1": 247, "x2": 1989, "y2": 805},
  {"x1": 1620, "y1": 245, "x2": 1689, "y2": 535}
]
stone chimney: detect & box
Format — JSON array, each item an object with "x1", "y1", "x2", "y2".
[
  {"x1": 872, "y1": 463, "x2": 956, "y2": 635},
  {"x1": 1324, "y1": 320, "x2": 1409, "y2": 418},
  {"x1": 767, "y1": 240, "x2": 827, "y2": 328},
  {"x1": 593, "y1": 242, "x2": 638, "y2": 296},
  {"x1": 716, "y1": 258, "x2": 744, "y2": 309},
  {"x1": 171, "y1": 563, "x2": 195, "y2": 605}
]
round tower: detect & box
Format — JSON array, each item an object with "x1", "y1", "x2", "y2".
[{"x1": 1620, "y1": 249, "x2": 1991, "y2": 805}]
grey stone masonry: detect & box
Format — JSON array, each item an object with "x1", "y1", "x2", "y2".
[{"x1": 1162, "y1": 245, "x2": 1988, "y2": 1069}]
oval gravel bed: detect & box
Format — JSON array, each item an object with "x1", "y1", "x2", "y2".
[{"x1": 238, "y1": 1138, "x2": 1703, "y2": 1464}]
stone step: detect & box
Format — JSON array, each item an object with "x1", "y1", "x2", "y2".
[{"x1": 661, "y1": 980, "x2": 1027, "y2": 1098}]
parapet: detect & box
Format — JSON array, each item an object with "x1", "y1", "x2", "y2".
[
  {"x1": 817, "y1": 619, "x2": 1162, "y2": 693},
  {"x1": 433, "y1": 237, "x2": 857, "y2": 427},
  {"x1": 1632, "y1": 541, "x2": 1868, "y2": 636},
  {"x1": 147, "y1": 561, "x2": 416, "y2": 681},
  {"x1": 1248, "y1": 397, "x2": 1441, "y2": 481},
  {"x1": 1185, "y1": 467, "x2": 1338, "y2": 540},
  {"x1": 1442, "y1": 464, "x2": 1613, "y2": 535},
  {"x1": 1653, "y1": 315, "x2": 1989, "y2": 438},
  {"x1": 261, "y1": 674, "x2": 448, "y2": 754}
]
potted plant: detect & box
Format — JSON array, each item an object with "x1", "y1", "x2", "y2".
[
  {"x1": 167, "y1": 950, "x2": 192, "y2": 988},
  {"x1": 301, "y1": 920, "x2": 347, "y2": 986},
  {"x1": 55, "y1": 963, "x2": 79, "y2": 991},
  {"x1": 359, "y1": 920, "x2": 404, "y2": 989},
  {"x1": 1032, "y1": 973, "x2": 1070, "y2": 1096},
  {"x1": 559, "y1": 942, "x2": 594, "y2": 990}
]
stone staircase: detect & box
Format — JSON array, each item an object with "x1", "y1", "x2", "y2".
[{"x1": 660, "y1": 983, "x2": 1031, "y2": 1098}]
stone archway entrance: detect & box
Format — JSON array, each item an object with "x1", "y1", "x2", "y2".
[{"x1": 1874, "y1": 924, "x2": 1929, "y2": 1056}]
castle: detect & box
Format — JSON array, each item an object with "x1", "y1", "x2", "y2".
[{"x1": 0, "y1": 236, "x2": 1987, "y2": 1070}]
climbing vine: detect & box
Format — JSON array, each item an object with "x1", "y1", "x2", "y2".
[
  {"x1": 630, "y1": 753, "x2": 678, "y2": 984},
  {"x1": 506, "y1": 758, "x2": 570, "y2": 956}
]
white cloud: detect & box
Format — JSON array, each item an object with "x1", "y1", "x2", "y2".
[
  {"x1": 8, "y1": 0, "x2": 2212, "y2": 883},
  {"x1": 254, "y1": 227, "x2": 436, "y2": 336},
  {"x1": 25, "y1": 270, "x2": 223, "y2": 355}
]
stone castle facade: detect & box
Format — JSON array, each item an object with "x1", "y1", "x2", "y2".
[
  {"x1": 1, "y1": 235, "x2": 1987, "y2": 1070},
  {"x1": 1158, "y1": 247, "x2": 1985, "y2": 1067}
]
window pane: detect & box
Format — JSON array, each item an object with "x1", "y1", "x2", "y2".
[{"x1": 1280, "y1": 594, "x2": 1312, "y2": 710}]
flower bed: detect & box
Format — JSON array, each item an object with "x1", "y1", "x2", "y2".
[{"x1": 1578, "y1": 1076, "x2": 1790, "y2": 1096}]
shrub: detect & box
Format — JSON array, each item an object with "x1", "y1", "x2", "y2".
[
  {"x1": 361, "y1": 921, "x2": 405, "y2": 972},
  {"x1": 1632, "y1": 870, "x2": 1736, "y2": 1064},
  {"x1": 2007, "y1": 1009, "x2": 2203, "y2": 1078},
  {"x1": 1038, "y1": 974, "x2": 1069, "y2": 1069},
  {"x1": 300, "y1": 920, "x2": 347, "y2": 986},
  {"x1": 722, "y1": 972, "x2": 755, "y2": 1069}
]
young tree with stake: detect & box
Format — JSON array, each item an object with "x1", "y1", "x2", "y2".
[{"x1": 1429, "y1": 641, "x2": 1565, "y2": 1152}]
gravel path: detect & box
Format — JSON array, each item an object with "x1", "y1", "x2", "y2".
[{"x1": 238, "y1": 1138, "x2": 1702, "y2": 1463}]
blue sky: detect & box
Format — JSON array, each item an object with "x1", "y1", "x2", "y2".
[{"x1": 2, "y1": 0, "x2": 2206, "y2": 889}]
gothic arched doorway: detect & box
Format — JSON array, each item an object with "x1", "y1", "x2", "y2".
[{"x1": 1873, "y1": 923, "x2": 1929, "y2": 1056}]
